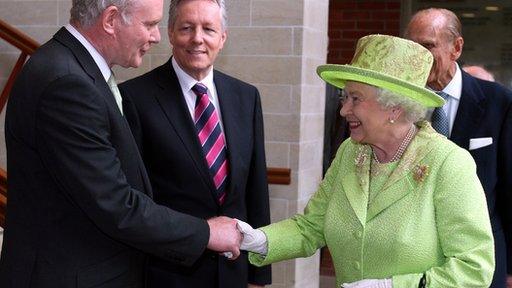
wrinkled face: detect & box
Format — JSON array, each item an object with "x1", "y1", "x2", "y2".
[
  {"x1": 169, "y1": 0, "x2": 226, "y2": 80},
  {"x1": 114, "y1": 0, "x2": 163, "y2": 68},
  {"x1": 406, "y1": 15, "x2": 462, "y2": 90},
  {"x1": 340, "y1": 81, "x2": 391, "y2": 145}
]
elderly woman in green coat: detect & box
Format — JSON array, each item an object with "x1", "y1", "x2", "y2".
[{"x1": 237, "y1": 34, "x2": 495, "y2": 288}]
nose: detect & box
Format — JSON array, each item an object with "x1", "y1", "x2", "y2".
[
  {"x1": 191, "y1": 28, "x2": 204, "y2": 44},
  {"x1": 340, "y1": 100, "x2": 351, "y2": 117},
  {"x1": 150, "y1": 26, "x2": 161, "y2": 44}
]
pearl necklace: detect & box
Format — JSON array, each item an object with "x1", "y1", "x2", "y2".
[{"x1": 373, "y1": 125, "x2": 416, "y2": 164}]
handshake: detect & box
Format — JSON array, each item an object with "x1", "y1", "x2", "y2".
[{"x1": 206, "y1": 216, "x2": 267, "y2": 260}]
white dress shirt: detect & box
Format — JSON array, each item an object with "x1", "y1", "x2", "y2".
[{"x1": 171, "y1": 57, "x2": 225, "y2": 131}]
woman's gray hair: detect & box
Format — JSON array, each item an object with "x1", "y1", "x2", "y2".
[
  {"x1": 70, "y1": 0, "x2": 138, "y2": 27},
  {"x1": 375, "y1": 88, "x2": 428, "y2": 123},
  {"x1": 168, "y1": 0, "x2": 227, "y2": 30}
]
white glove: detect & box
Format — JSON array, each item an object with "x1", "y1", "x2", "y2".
[
  {"x1": 236, "y1": 219, "x2": 268, "y2": 255},
  {"x1": 341, "y1": 278, "x2": 392, "y2": 288}
]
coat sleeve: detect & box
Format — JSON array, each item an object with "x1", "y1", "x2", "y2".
[
  {"x1": 245, "y1": 89, "x2": 272, "y2": 285},
  {"x1": 35, "y1": 75, "x2": 209, "y2": 266},
  {"x1": 392, "y1": 148, "x2": 495, "y2": 287},
  {"x1": 249, "y1": 141, "x2": 348, "y2": 266}
]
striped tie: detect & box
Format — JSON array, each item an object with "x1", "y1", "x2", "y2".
[{"x1": 192, "y1": 83, "x2": 229, "y2": 204}]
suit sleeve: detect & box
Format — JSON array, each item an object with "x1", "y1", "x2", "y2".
[
  {"x1": 246, "y1": 89, "x2": 272, "y2": 285},
  {"x1": 35, "y1": 75, "x2": 209, "y2": 266},
  {"x1": 392, "y1": 148, "x2": 495, "y2": 287},
  {"x1": 498, "y1": 98, "x2": 512, "y2": 274}
]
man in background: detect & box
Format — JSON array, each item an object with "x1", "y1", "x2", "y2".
[
  {"x1": 120, "y1": 0, "x2": 271, "y2": 287},
  {"x1": 406, "y1": 8, "x2": 512, "y2": 288},
  {"x1": 463, "y1": 65, "x2": 495, "y2": 82},
  {"x1": 0, "y1": 0, "x2": 241, "y2": 287}
]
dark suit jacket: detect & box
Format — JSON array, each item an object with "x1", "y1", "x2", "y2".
[
  {"x1": 120, "y1": 60, "x2": 272, "y2": 287},
  {"x1": 0, "y1": 28, "x2": 210, "y2": 288},
  {"x1": 450, "y1": 71, "x2": 512, "y2": 288}
]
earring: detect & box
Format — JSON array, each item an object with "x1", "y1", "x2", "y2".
[{"x1": 389, "y1": 119, "x2": 395, "y2": 124}]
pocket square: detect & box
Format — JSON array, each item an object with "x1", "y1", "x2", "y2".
[{"x1": 469, "y1": 137, "x2": 493, "y2": 150}]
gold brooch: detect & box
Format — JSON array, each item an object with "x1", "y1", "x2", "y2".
[{"x1": 413, "y1": 164, "x2": 429, "y2": 182}]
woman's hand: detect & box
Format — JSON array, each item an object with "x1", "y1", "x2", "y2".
[
  {"x1": 341, "y1": 278, "x2": 392, "y2": 288},
  {"x1": 236, "y1": 219, "x2": 268, "y2": 254}
]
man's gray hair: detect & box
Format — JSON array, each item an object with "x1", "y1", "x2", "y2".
[
  {"x1": 376, "y1": 88, "x2": 428, "y2": 123},
  {"x1": 168, "y1": 0, "x2": 227, "y2": 30},
  {"x1": 70, "y1": 0, "x2": 138, "y2": 27}
]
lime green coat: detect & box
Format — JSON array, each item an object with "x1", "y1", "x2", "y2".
[{"x1": 250, "y1": 122, "x2": 494, "y2": 287}]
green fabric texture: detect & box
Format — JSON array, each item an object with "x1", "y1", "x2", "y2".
[
  {"x1": 249, "y1": 121, "x2": 495, "y2": 288},
  {"x1": 317, "y1": 34, "x2": 444, "y2": 108}
]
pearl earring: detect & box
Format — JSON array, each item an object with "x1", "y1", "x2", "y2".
[{"x1": 389, "y1": 119, "x2": 395, "y2": 124}]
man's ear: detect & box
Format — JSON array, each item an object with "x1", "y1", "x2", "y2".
[
  {"x1": 452, "y1": 36, "x2": 464, "y2": 61},
  {"x1": 101, "y1": 6, "x2": 120, "y2": 36}
]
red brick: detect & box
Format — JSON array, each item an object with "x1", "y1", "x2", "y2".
[
  {"x1": 329, "y1": 20, "x2": 356, "y2": 29},
  {"x1": 386, "y1": 2, "x2": 401, "y2": 10},
  {"x1": 342, "y1": 11, "x2": 371, "y2": 20},
  {"x1": 331, "y1": 1, "x2": 357, "y2": 10},
  {"x1": 358, "y1": 2, "x2": 387, "y2": 10},
  {"x1": 329, "y1": 39, "x2": 356, "y2": 50},
  {"x1": 357, "y1": 21, "x2": 384, "y2": 30},
  {"x1": 341, "y1": 49, "x2": 356, "y2": 59},
  {"x1": 342, "y1": 30, "x2": 371, "y2": 40},
  {"x1": 372, "y1": 11, "x2": 400, "y2": 20},
  {"x1": 328, "y1": 30, "x2": 341, "y2": 39},
  {"x1": 386, "y1": 20, "x2": 400, "y2": 31}
]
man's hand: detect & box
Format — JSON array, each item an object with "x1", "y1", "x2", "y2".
[
  {"x1": 207, "y1": 216, "x2": 242, "y2": 260},
  {"x1": 248, "y1": 285, "x2": 264, "y2": 288},
  {"x1": 506, "y1": 274, "x2": 512, "y2": 288}
]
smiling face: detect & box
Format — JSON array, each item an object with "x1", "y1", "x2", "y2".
[
  {"x1": 168, "y1": 0, "x2": 227, "y2": 80},
  {"x1": 112, "y1": 0, "x2": 163, "y2": 68},
  {"x1": 340, "y1": 82, "x2": 393, "y2": 145}
]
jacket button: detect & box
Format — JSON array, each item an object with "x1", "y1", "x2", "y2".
[{"x1": 354, "y1": 231, "x2": 362, "y2": 239}]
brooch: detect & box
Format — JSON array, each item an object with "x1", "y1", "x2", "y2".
[{"x1": 413, "y1": 164, "x2": 429, "y2": 183}]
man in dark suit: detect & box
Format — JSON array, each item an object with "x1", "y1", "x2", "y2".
[
  {"x1": 120, "y1": 0, "x2": 271, "y2": 287},
  {"x1": 406, "y1": 8, "x2": 512, "y2": 288},
  {"x1": 0, "y1": 0, "x2": 242, "y2": 287}
]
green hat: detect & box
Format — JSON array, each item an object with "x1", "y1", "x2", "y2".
[{"x1": 317, "y1": 34, "x2": 444, "y2": 108}]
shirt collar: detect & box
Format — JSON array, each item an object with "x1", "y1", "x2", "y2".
[
  {"x1": 440, "y1": 62, "x2": 462, "y2": 101},
  {"x1": 65, "y1": 24, "x2": 111, "y2": 82},
  {"x1": 171, "y1": 57, "x2": 215, "y2": 94}
]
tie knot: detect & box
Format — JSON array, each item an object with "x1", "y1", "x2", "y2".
[
  {"x1": 192, "y1": 83, "x2": 208, "y2": 96},
  {"x1": 435, "y1": 91, "x2": 450, "y2": 100}
]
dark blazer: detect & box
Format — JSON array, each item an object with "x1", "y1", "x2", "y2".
[
  {"x1": 450, "y1": 71, "x2": 512, "y2": 288},
  {"x1": 120, "y1": 60, "x2": 272, "y2": 287},
  {"x1": 0, "y1": 28, "x2": 210, "y2": 288}
]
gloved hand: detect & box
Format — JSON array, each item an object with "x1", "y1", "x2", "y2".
[
  {"x1": 236, "y1": 219, "x2": 268, "y2": 255},
  {"x1": 341, "y1": 278, "x2": 392, "y2": 288}
]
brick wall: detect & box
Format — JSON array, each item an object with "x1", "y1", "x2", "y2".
[{"x1": 327, "y1": 0, "x2": 402, "y2": 64}]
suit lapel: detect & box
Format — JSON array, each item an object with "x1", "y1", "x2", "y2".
[
  {"x1": 153, "y1": 62, "x2": 217, "y2": 195},
  {"x1": 213, "y1": 72, "x2": 241, "y2": 201},
  {"x1": 450, "y1": 72, "x2": 486, "y2": 149},
  {"x1": 342, "y1": 145, "x2": 371, "y2": 226}
]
